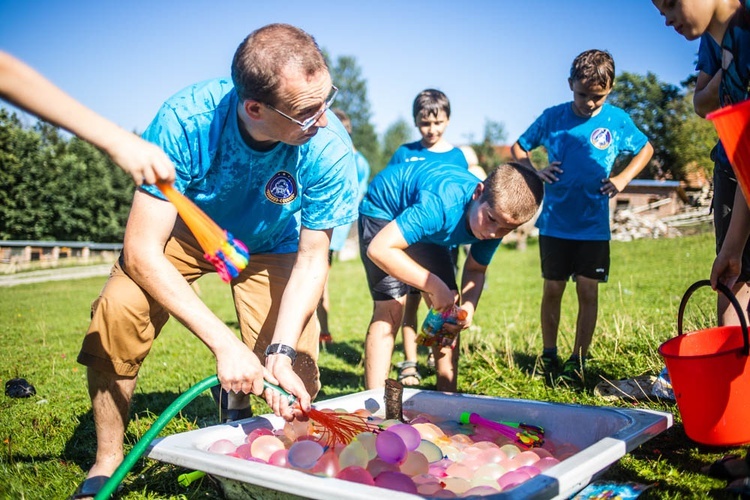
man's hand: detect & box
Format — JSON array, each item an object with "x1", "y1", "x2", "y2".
[
  {"x1": 711, "y1": 249, "x2": 743, "y2": 291},
  {"x1": 600, "y1": 178, "x2": 622, "y2": 198},
  {"x1": 214, "y1": 338, "x2": 266, "y2": 396},
  {"x1": 264, "y1": 354, "x2": 311, "y2": 421}
]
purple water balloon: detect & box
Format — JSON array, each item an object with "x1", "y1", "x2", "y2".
[
  {"x1": 387, "y1": 423, "x2": 422, "y2": 451},
  {"x1": 375, "y1": 429, "x2": 408, "y2": 464}
]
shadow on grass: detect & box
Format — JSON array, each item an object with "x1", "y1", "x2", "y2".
[{"x1": 63, "y1": 391, "x2": 219, "y2": 471}]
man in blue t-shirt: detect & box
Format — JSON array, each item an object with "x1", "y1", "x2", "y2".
[
  {"x1": 73, "y1": 23, "x2": 357, "y2": 494},
  {"x1": 511, "y1": 49, "x2": 653, "y2": 386},
  {"x1": 359, "y1": 160, "x2": 543, "y2": 392}
]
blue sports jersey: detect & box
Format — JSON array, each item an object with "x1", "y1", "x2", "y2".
[
  {"x1": 388, "y1": 141, "x2": 469, "y2": 168},
  {"x1": 697, "y1": 33, "x2": 733, "y2": 176},
  {"x1": 140, "y1": 79, "x2": 358, "y2": 255},
  {"x1": 359, "y1": 159, "x2": 500, "y2": 266},
  {"x1": 719, "y1": 8, "x2": 750, "y2": 106},
  {"x1": 517, "y1": 102, "x2": 648, "y2": 241},
  {"x1": 330, "y1": 150, "x2": 370, "y2": 251}
]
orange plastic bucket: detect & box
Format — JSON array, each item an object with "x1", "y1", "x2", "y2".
[
  {"x1": 659, "y1": 280, "x2": 750, "y2": 446},
  {"x1": 707, "y1": 98, "x2": 750, "y2": 205}
]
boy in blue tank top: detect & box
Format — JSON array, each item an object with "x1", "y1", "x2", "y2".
[
  {"x1": 388, "y1": 89, "x2": 468, "y2": 386},
  {"x1": 359, "y1": 160, "x2": 544, "y2": 392},
  {"x1": 511, "y1": 49, "x2": 653, "y2": 386}
]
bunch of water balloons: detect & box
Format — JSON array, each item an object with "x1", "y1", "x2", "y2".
[{"x1": 207, "y1": 407, "x2": 577, "y2": 496}]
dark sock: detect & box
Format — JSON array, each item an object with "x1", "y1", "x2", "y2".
[{"x1": 543, "y1": 347, "x2": 558, "y2": 358}]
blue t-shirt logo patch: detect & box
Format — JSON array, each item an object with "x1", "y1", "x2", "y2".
[
  {"x1": 590, "y1": 128, "x2": 612, "y2": 150},
  {"x1": 265, "y1": 171, "x2": 297, "y2": 204}
]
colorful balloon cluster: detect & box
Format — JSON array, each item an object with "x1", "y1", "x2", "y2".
[
  {"x1": 204, "y1": 233, "x2": 249, "y2": 282},
  {"x1": 207, "y1": 408, "x2": 577, "y2": 496}
]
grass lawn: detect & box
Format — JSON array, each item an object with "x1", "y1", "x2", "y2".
[{"x1": 1, "y1": 231, "x2": 747, "y2": 499}]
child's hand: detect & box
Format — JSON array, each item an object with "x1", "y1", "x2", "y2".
[
  {"x1": 600, "y1": 177, "x2": 623, "y2": 198},
  {"x1": 537, "y1": 162, "x2": 562, "y2": 183},
  {"x1": 426, "y1": 282, "x2": 457, "y2": 312}
]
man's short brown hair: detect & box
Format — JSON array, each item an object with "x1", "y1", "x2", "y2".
[{"x1": 231, "y1": 23, "x2": 328, "y2": 104}]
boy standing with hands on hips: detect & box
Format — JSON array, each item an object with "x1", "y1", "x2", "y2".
[{"x1": 511, "y1": 49, "x2": 653, "y2": 386}]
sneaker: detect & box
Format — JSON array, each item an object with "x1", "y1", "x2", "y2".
[
  {"x1": 539, "y1": 354, "x2": 560, "y2": 380},
  {"x1": 559, "y1": 357, "x2": 585, "y2": 385},
  {"x1": 210, "y1": 386, "x2": 254, "y2": 423},
  {"x1": 320, "y1": 332, "x2": 333, "y2": 344}
]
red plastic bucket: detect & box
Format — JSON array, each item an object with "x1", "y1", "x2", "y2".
[
  {"x1": 658, "y1": 280, "x2": 750, "y2": 446},
  {"x1": 707, "y1": 99, "x2": 750, "y2": 205}
]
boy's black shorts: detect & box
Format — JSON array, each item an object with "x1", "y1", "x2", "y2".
[
  {"x1": 358, "y1": 215, "x2": 457, "y2": 301},
  {"x1": 713, "y1": 165, "x2": 750, "y2": 282},
  {"x1": 539, "y1": 235, "x2": 609, "y2": 282}
]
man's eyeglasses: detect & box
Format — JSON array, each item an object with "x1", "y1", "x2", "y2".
[{"x1": 264, "y1": 85, "x2": 338, "y2": 132}]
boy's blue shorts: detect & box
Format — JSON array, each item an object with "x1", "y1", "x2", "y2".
[
  {"x1": 539, "y1": 235, "x2": 609, "y2": 282},
  {"x1": 358, "y1": 215, "x2": 457, "y2": 301}
]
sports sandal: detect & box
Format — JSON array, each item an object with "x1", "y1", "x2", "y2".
[
  {"x1": 69, "y1": 475, "x2": 111, "y2": 499},
  {"x1": 395, "y1": 360, "x2": 422, "y2": 386}
]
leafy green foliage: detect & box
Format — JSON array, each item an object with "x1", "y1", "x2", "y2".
[
  {"x1": 0, "y1": 109, "x2": 133, "y2": 242},
  {"x1": 327, "y1": 54, "x2": 382, "y2": 179},
  {"x1": 472, "y1": 119, "x2": 508, "y2": 171}
]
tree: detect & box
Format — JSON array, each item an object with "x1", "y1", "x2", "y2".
[
  {"x1": 0, "y1": 109, "x2": 132, "y2": 242},
  {"x1": 609, "y1": 71, "x2": 717, "y2": 180},
  {"x1": 472, "y1": 119, "x2": 507, "y2": 171},
  {"x1": 608, "y1": 72, "x2": 682, "y2": 178},
  {"x1": 326, "y1": 54, "x2": 381, "y2": 178}
]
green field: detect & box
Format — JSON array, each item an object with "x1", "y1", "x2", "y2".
[{"x1": 1, "y1": 232, "x2": 746, "y2": 499}]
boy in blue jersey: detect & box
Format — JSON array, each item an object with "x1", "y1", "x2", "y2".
[
  {"x1": 72, "y1": 23, "x2": 358, "y2": 497},
  {"x1": 359, "y1": 161, "x2": 544, "y2": 392},
  {"x1": 511, "y1": 49, "x2": 653, "y2": 385},
  {"x1": 317, "y1": 108, "x2": 370, "y2": 345},
  {"x1": 653, "y1": 0, "x2": 750, "y2": 322},
  {"x1": 692, "y1": 31, "x2": 750, "y2": 327},
  {"x1": 389, "y1": 89, "x2": 468, "y2": 386},
  {"x1": 653, "y1": 0, "x2": 750, "y2": 488}
]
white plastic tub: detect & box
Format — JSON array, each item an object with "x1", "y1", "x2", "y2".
[{"x1": 146, "y1": 388, "x2": 672, "y2": 499}]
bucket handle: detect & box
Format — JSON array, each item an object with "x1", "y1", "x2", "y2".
[{"x1": 677, "y1": 279, "x2": 750, "y2": 356}]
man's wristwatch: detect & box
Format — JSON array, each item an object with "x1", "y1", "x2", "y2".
[{"x1": 264, "y1": 343, "x2": 297, "y2": 364}]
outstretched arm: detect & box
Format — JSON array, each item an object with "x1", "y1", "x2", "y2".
[
  {"x1": 0, "y1": 51, "x2": 174, "y2": 186},
  {"x1": 123, "y1": 190, "x2": 265, "y2": 397},
  {"x1": 712, "y1": 188, "x2": 750, "y2": 290},
  {"x1": 368, "y1": 221, "x2": 456, "y2": 311}
]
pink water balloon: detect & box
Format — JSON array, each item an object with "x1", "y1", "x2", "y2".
[
  {"x1": 251, "y1": 435, "x2": 285, "y2": 462},
  {"x1": 207, "y1": 439, "x2": 236, "y2": 455},
  {"x1": 337, "y1": 466, "x2": 375, "y2": 486}
]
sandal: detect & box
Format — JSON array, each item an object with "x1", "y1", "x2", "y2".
[
  {"x1": 395, "y1": 361, "x2": 422, "y2": 386},
  {"x1": 703, "y1": 454, "x2": 750, "y2": 480}
]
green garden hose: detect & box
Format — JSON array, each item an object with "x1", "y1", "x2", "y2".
[
  {"x1": 94, "y1": 374, "x2": 220, "y2": 500},
  {"x1": 93, "y1": 375, "x2": 295, "y2": 499}
]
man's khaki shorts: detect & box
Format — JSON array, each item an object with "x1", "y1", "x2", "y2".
[{"x1": 77, "y1": 220, "x2": 321, "y2": 398}]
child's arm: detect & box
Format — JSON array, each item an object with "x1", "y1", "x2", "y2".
[
  {"x1": 711, "y1": 187, "x2": 750, "y2": 290},
  {"x1": 367, "y1": 220, "x2": 456, "y2": 311},
  {"x1": 601, "y1": 142, "x2": 655, "y2": 196},
  {"x1": 511, "y1": 141, "x2": 561, "y2": 183},
  {"x1": 694, "y1": 69, "x2": 722, "y2": 118},
  {"x1": 456, "y1": 252, "x2": 489, "y2": 328},
  {"x1": 0, "y1": 51, "x2": 175, "y2": 186}
]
